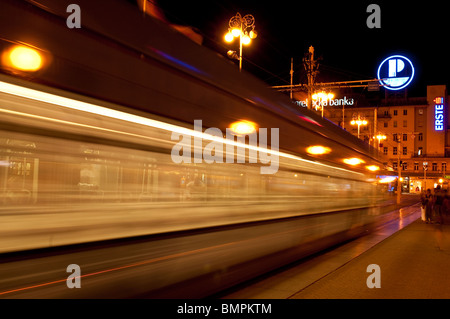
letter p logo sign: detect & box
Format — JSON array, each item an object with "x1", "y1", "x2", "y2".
[
  {"x1": 388, "y1": 59, "x2": 404, "y2": 78},
  {"x1": 377, "y1": 55, "x2": 414, "y2": 91}
]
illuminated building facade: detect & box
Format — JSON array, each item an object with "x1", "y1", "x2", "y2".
[{"x1": 324, "y1": 85, "x2": 448, "y2": 192}]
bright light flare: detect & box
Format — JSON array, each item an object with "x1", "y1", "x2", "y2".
[
  {"x1": 224, "y1": 32, "x2": 234, "y2": 43},
  {"x1": 378, "y1": 176, "x2": 396, "y2": 183},
  {"x1": 374, "y1": 134, "x2": 387, "y2": 141},
  {"x1": 351, "y1": 119, "x2": 368, "y2": 126},
  {"x1": 231, "y1": 28, "x2": 241, "y2": 37},
  {"x1": 229, "y1": 120, "x2": 257, "y2": 135},
  {"x1": 312, "y1": 92, "x2": 334, "y2": 100},
  {"x1": 306, "y1": 145, "x2": 331, "y2": 155},
  {"x1": 241, "y1": 35, "x2": 251, "y2": 45},
  {"x1": 343, "y1": 158, "x2": 365, "y2": 166},
  {"x1": 4, "y1": 45, "x2": 43, "y2": 71},
  {"x1": 366, "y1": 165, "x2": 380, "y2": 171}
]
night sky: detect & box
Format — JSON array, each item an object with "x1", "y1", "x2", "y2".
[{"x1": 157, "y1": 0, "x2": 448, "y2": 98}]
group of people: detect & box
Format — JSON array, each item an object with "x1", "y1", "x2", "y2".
[{"x1": 421, "y1": 185, "x2": 450, "y2": 224}]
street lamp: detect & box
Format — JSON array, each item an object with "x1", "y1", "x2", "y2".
[
  {"x1": 423, "y1": 161, "x2": 428, "y2": 191},
  {"x1": 350, "y1": 114, "x2": 368, "y2": 139},
  {"x1": 312, "y1": 91, "x2": 334, "y2": 117},
  {"x1": 374, "y1": 133, "x2": 387, "y2": 148},
  {"x1": 224, "y1": 12, "x2": 257, "y2": 71}
]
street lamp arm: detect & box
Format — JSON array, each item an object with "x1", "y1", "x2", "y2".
[{"x1": 224, "y1": 12, "x2": 257, "y2": 72}]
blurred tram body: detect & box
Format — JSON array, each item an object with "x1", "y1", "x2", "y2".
[{"x1": 0, "y1": 0, "x2": 395, "y2": 298}]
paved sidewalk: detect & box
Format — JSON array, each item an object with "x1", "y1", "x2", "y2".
[
  {"x1": 222, "y1": 201, "x2": 422, "y2": 299},
  {"x1": 291, "y1": 214, "x2": 450, "y2": 299}
]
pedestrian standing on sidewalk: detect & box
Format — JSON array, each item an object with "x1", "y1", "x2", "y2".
[
  {"x1": 424, "y1": 188, "x2": 433, "y2": 223},
  {"x1": 443, "y1": 189, "x2": 450, "y2": 225},
  {"x1": 433, "y1": 185, "x2": 444, "y2": 224},
  {"x1": 421, "y1": 189, "x2": 427, "y2": 221}
]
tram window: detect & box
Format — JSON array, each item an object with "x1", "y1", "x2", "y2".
[{"x1": 12, "y1": 161, "x2": 30, "y2": 176}]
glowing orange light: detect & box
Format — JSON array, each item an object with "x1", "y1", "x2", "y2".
[
  {"x1": 231, "y1": 28, "x2": 241, "y2": 37},
  {"x1": 379, "y1": 176, "x2": 396, "y2": 183},
  {"x1": 343, "y1": 158, "x2": 365, "y2": 165},
  {"x1": 224, "y1": 32, "x2": 234, "y2": 43},
  {"x1": 229, "y1": 120, "x2": 257, "y2": 135},
  {"x1": 242, "y1": 35, "x2": 251, "y2": 45},
  {"x1": 351, "y1": 119, "x2": 368, "y2": 126},
  {"x1": 306, "y1": 145, "x2": 331, "y2": 155},
  {"x1": 6, "y1": 45, "x2": 42, "y2": 71}
]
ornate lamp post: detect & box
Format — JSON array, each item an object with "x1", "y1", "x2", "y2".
[
  {"x1": 374, "y1": 133, "x2": 387, "y2": 148},
  {"x1": 351, "y1": 114, "x2": 368, "y2": 139},
  {"x1": 312, "y1": 91, "x2": 334, "y2": 117},
  {"x1": 224, "y1": 12, "x2": 257, "y2": 71}
]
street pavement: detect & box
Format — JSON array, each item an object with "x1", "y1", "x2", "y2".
[{"x1": 291, "y1": 215, "x2": 450, "y2": 298}]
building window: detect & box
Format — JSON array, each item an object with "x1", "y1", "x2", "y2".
[
  {"x1": 393, "y1": 162, "x2": 398, "y2": 170},
  {"x1": 432, "y1": 163, "x2": 438, "y2": 171},
  {"x1": 393, "y1": 147, "x2": 397, "y2": 155},
  {"x1": 394, "y1": 121, "x2": 397, "y2": 127},
  {"x1": 419, "y1": 109, "x2": 423, "y2": 115},
  {"x1": 384, "y1": 110, "x2": 389, "y2": 116},
  {"x1": 402, "y1": 162, "x2": 408, "y2": 170},
  {"x1": 384, "y1": 122, "x2": 388, "y2": 128},
  {"x1": 414, "y1": 162, "x2": 419, "y2": 171},
  {"x1": 403, "y1": 109, "x2": 408, "y2": 115},
  {"x1": 394, "y1": 110, "x2": 398, "y2": 116},
  {"x1": 403, "y1": 120, "x2": 407, "y2": 127},
  {"x1": 443, "y1": 162, "x2": 447, "y2": 172},
  {"x1": 418, "y1": 147, "x2": 423, "y2": 156},
  {"x1": 403, "y1": 147, "x2": 407, "y2": 155},
  {"x1": 403, "y1": 134, "x2": 407, "y2": 141},
  {"x1": 393, "y1": 134, "x2": 398, "y2": 142},
  {"x1": 418, "y1": 133, "x2": 423, "y2": 141},
  {"x1": 383, "y1": 147, "x2": 388, "y2": 155}
]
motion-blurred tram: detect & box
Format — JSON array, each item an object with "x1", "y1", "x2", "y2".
[{"x1": 0, "y1": 0, "x2": 396, "y2": 298}]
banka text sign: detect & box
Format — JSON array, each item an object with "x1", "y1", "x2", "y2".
[
  {"x1": 295, "y1": 96, "x2": 355, "y2": 108},
  {"x1": 377, "y1": 55, "x2": 414, "y2": 91},
  {"x1": 434, "y1": 97, "x2": 445, "y2": 131}
]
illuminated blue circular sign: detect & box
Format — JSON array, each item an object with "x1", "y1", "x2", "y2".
[{"x1": 377, "y1": 55, "x2": 414, "y2": 90}]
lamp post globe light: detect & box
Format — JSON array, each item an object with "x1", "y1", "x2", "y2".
[
  {"x1": 374, "y1": 133, "x2": 387, "y2": 148},
  {"x1": 350, "y1": 114, "x2": 368, "y2": 139},
  {"x1": 224, "y1": 12, "x2": 257, "y2": 71},
  {"x1": 311, "y1": 91, "x2": 334, "y2": 118}
]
